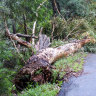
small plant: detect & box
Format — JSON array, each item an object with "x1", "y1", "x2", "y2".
[
  {"x1": 58, "y1": 0, "x2": 90, "y2": 18},
  {"x1": 84, "y1": 43, "x2": 96, "y2": 53},
  {"x1": 51, "y1": 39, "x2": 68, "y2": 47},
  {"x1": 18, "y1": 83, "x2": 60, "y2": 96}
]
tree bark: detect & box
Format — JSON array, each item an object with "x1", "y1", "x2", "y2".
[{"x1": 13, "y1": 38, "x2": 91, "y2": 91}]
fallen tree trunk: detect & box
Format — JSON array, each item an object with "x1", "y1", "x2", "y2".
[{"x1": 14, "y1": 38, "x2": 91, "y2": 91}]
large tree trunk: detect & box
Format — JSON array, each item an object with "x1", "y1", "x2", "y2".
[{"x1": 13, "y1": 38, "x2": 91, "y2": 91}]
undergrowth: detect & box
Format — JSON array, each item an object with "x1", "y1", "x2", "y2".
[
  {"x1": 84, "y1": 42, "x2": 96, "y2": 53},
  {"x1": 0, "y1": 39, "x2": 33, "y2": 96},
  {"x1": 18, "y1": 83, "x2": 60, "y2": 96}
]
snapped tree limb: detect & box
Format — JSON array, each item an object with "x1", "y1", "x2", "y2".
[{"x1": 4, "y1": 20, "x2": 32, "y2": 48}]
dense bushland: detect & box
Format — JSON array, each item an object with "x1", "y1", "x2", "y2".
[{"x1": 0, "y1": 0, "x2": 96, "y2": 96}]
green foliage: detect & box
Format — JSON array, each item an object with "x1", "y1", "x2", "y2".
[
  {"x1": 0, "y1": 40, "x2": 16, "y2": 95},
  {"x1": 0, "y1": 40, "x2": 25, "y2": 67},
  {"x1": 87, "y1": 2, "x2": 96, "y2": 33},
  {"x1": 58, "y1": 0, "x2": 89, "y2": 18},
  {"x1": 18, "y1": 83, "x2": 60, "y2": 96},
  {"x1": 51, "y1": 15, "x2": 96, "y2": 40},
  {"x1": 0, "y1": 40, "x2": 13, "y2": 62},
  {"x1": 0, "y1": 59, "x2": 16, "y2": 95},
  {"x1": 51, "y1": 39, "x2": 68, "y2": 47},
  {"x1": 41, "y1": 20, "x2": 52, "y2": 36},
  {"x1": 84, "y1": 43, "x2": 96, "y2": 53},
  {"x1": 1, "y1": 0, "x2": 52, "y2": 35},
  {"x1": 0, "y1": 38, "x2": 32, "y2": 95},
  {"x1": 51, "y1": 17, "x2": 67, "y2": 39}
]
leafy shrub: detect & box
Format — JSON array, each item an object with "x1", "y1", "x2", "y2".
[
  {"x1": 0, "y1": 67, "x2": 16, "y2": 96},
  {"x1": 0, "y1": 40, "x2": 24, "y2": 68},
  {"x1": 52, "y1": 17, "x2": 67, "y2": 39},
  {"x1": 84, "y1": 43, "x2": 96, "y2": 53},
  {"x1": 0, "y1": 39, "x2": 32, "y2": 95},
  {"x1": 18, "y1": 83, "x2": 60, "y2": 96},
  {"x1": 57, "y1": 0, "x2": 89, "y2": 18},
  {"x1": 50, "y1": 17, "x2": 96, "y2": 40}
]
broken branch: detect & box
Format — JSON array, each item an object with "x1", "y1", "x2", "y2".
[{"x1": 4, "y1": 20, "x2": 32, "y2": 48}]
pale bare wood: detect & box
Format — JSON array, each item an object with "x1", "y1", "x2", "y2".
[
  {"x1": 32, "y1": 21, "x2": 37, "y2": 46},
  {"x1": 35, "y1": 34, "x2": 50, "y2": 51},
  {"x1": 37, "y1": 38, "x2": 91, "y2": 63}
]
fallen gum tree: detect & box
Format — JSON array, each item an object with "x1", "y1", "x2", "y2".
[{"x1": 13, "y1": 38, "x2": 91, "y2": 91}]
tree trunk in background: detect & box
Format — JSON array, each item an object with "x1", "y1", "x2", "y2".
[
  {"x1": 23, "y1": 14, "x2": 29, "y2": 42},
  {"x1": 50, "y1": 0, "x2": 60, "y2": 16},
  {"x1": 14, "y1": 38, "x2": 91, "y2": 91},
  {"x1": 12, "y1": 20, "x2": 16, "y2": 34}
]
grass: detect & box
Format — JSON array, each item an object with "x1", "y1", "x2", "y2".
[
  {"x1": 52, "y1": 51, "x2": 87, "y2": 80},
  {"x1": 18, "y1": 83, "x2": 60, "y2": 96}
]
